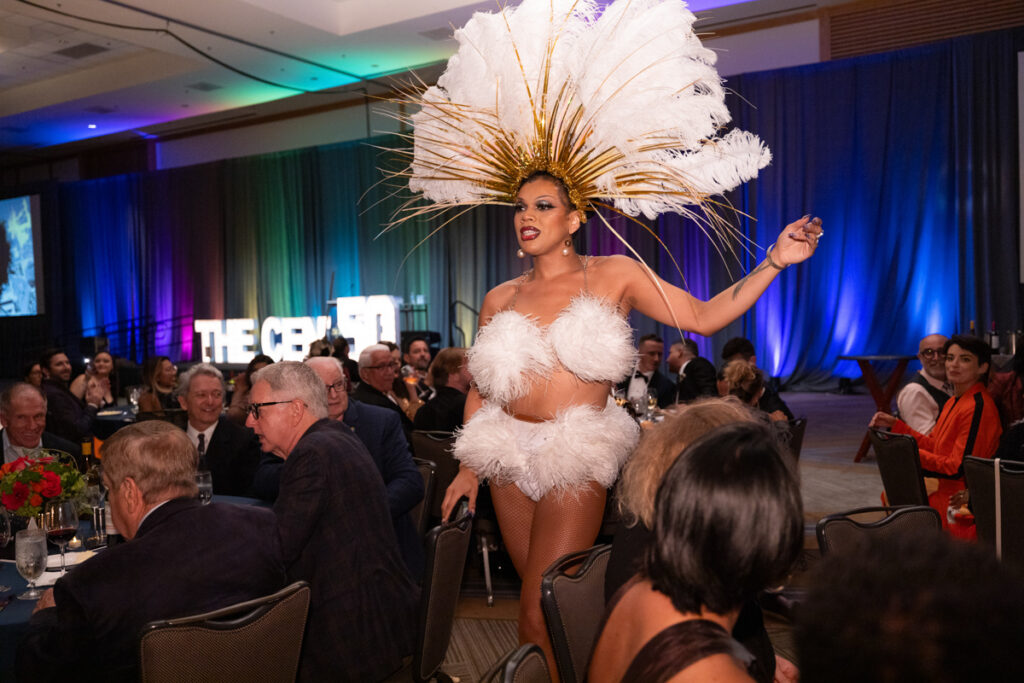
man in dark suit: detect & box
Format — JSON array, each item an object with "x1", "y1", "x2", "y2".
[
  {"x1": 252, "y1": 356, "x2": 425, "y2": 579},
  {"x1": 248, "y1": 362, "x2": 418, "y2": 682},
  {"x1": 721, "y1": 336, "x2": 795, "y2": 420},
  {"x1": 352, "y1": 342, "x2": 416, "y2": 437},
  {"x1": 413, "y1": 347, "x2": 470, "y2": 432},
  {"x1": 176, "y1": 363, "x2": 262, "y2": 496},
  {"x1": 617, "y1": 334, "x2": 677, "y2": 408},
  {"x1": 39, "y1": 348, "x2": 103, "y2": 444},
  {"x1": 668, "y1": 338, "x2": 718, "y2": 403},
  {"x1": 16, "y1": 421, "x2": 286, "y2": 682},
  {"x1": 1, "y1": 383, "x2": 81, "y2": 466}
]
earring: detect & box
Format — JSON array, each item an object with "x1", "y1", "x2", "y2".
[
  {"x1": 517, "y1": 248, "x2": 525, "y2": 259},
  {"x1": 562, "y1": 239, "x2": 572, "y2": 256}
]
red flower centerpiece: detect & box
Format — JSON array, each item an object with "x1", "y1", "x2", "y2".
[{"x1": 0, "y1": 451, "x2": 84, "y2": 519}]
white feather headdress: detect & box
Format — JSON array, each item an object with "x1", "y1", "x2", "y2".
[{"x1": 387, "y1": 0, "x2": 770, "y2": 243}]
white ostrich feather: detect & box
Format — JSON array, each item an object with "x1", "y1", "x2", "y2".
[
  {"x1": 548, "y1": 294, "x2": 636, "y2": 383},
  {"x1": 466, "y1": 311, "x2": 556, "y2": 404}
]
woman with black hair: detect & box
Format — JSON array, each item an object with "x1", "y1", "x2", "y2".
[{"x1": 589, "y1": 422, "x2": 803, "y2": 683}]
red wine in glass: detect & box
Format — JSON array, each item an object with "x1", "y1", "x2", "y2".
[
  {"x1": 43, "y1": 501, "x2": 79, "y2": 573},
  {"x1": 47, "y1": 527, "x2": 78, "y2": 545}
]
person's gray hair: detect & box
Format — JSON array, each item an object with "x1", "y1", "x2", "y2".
[
  {"x1": 102, "y1": 421, "x2": 198, "y2": 503},
  {"x1": 358, "y1": 344, "x2": 390, "y2": 369},
  {"x1": 175, "y1": 362, "x2": 225, "y2": 397},
  {"x1": 251, "y1": 361, "x2": 328, "y2": 419},
  {"x1": 0, "y1": 382, "x2": 46, "y2": 415},
  {"x1": 305, "y1": 355, "x2": 344, "y2": 376}
]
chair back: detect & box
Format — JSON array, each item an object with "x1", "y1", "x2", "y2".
[
  {"x1": 410, "y1": 430, "x2": 458, "y2": 521},
  {"x1": 868, "y1": 428, "x2": 929, "y2": 505},
  {"x1": 411, "y1": 457, "x2": 437, "y2": 537},
  {"x1": 413, "y1": 511, "x2": 473, "y2": 683},
  {"x1": 965, "y1": 456, "x2": 1024, "y2": 569},
  {"x1": 482, "y1": 643, "x2": 552, "y2": 683},
  {"x1": 816, "y1": 506, "x2": 941, "y2": 555},
  {"x1": 139, "y1": 581, "x2": 310, "y2": 683},
  {"x1": 786, "y1": 417, "x2": 808, "y2": 461},
  {"x1": 540, "y1": 544, "x2": 612, "y2": 683}
]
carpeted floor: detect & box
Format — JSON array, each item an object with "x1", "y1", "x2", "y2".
[{"x1": 444, "y1": 390, "x2": 886, "y2": 681}]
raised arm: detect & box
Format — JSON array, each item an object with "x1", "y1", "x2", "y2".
[{"x1": 621, "y1": 216, "x2": 822, "y2": 336}]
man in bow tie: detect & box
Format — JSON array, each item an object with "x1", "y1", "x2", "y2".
[
  {"x1": 618, "y1": 334, "x2": 678, "y2": 409},
  {"x1": 668, "y1": 338, "x2": 718, "y2": 403}
]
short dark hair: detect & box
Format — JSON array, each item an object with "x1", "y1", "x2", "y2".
[
  {"x1": 402, "y1": 335, "x2": 428, "y2": 356},
  {"x1": 643, "y1": 422, "x2": 803, "y2": 616},
  {"x1": 380, "y1": 341, "x2": 399, "y2": 353},
  {"x1": 638, "y1": 333, "x2": 663, "y2": 346},
  {"x1": 721, "y1": 337, "x2": 755, "y2": 361},
  {"x1": 245, "y1": 354, "x2": 275, "y2": 382},
  {"x1": 681, "y1": 338, "x2": 699, "y2": 356},
  {"x1": 945, "y1": 334, "x2": 993, "y2": 381},
  {"x1": 795, "y1": 532, "x2": 1024, "y2": 683},
  {"x1": 39, "y1": 347, "x2": 66, "y2": 372}
]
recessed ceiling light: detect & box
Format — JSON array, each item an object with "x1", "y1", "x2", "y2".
[{"x1": 87, "y1": 124, "x2": 96, "y2": 129}]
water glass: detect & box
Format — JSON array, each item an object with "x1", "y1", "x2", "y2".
[
  {"x1": 15, "y1": 529, "x2": 47, "y2": 600},
  {"x1": 196, "y1": 471, "x2": 213, "y2": 505}
]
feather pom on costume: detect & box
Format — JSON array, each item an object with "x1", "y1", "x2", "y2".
[
  {"x1": 466, "y1": 311, "x2": 556, "y2": 405},
  {"x1": 549, "y1": 294, "x2": 636, "y2": 383}
]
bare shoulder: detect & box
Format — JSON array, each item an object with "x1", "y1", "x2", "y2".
[
  {"x1": 479, "y1": 280, "x2": 519, "y2": 321},
  {"x1": 672, "y1": 653, "x2": 756, "y2": 683},
  {"x1": 587, "y1": 254, "x2": 643, "y2": 276}
]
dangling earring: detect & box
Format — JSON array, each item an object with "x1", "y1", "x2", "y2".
[
  {"x1": 562, "y1": 239, "x2": 572, "y2": 256},
  {"x1": 517, "y1": 248, "x2": 525, "y2": 259}
]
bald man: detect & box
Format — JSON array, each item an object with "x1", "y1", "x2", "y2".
[{"x1": 896, "y1": 334, "x2": 952, "y2": 434}]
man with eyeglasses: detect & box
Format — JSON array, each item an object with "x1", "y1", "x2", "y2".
[
  {"x1": 895, "y1": 334, "x2": 952, "y2": 434},
  {"x1": 177, "y1": 363, "x2": 262, "y2": 496},
  {"x1": 246, "y1": 361, "x2": 418, "y2": 682},
  {"x1": 252, "y1": 356, "x2": 425, "y2": 578},
  {"x1": 351, "y1": 343, "x2": 416, "y2": 438}
]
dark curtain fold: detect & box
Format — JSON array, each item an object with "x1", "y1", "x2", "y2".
[{"x1": 19, "y1": 27, "x2": 1020, "y2": 386}]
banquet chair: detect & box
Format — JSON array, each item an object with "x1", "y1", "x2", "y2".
[
  {"x1": 139, "y1": 580, "x2": 310, "y2": 683},
  {"x1": 410, "y1": 430, "x2": 458, "y2": 521},
  {"x1": 964, "y1": 456, "x2": 1024, "y2": 569},
  {"x1": 540, "y1": 544, "x2": 612, "y2": 683},
  {"x1": 868, "y1": 428, "x2": 929, "y2": 505},
  {"x1": 786, "y1": 417, "x2": 808, "y2": 461},
  {"x1": 816, "y1": 505, "x2": 941, "y2": 556},
  {"x1": 481, "y1": 643, "x2": 552, "y2": 683},
  {"x1": 411, "y1": 457, "x2": 437, "y2": 537},
  {"x1": 383, "y1": 510, "x2": 473, "y2": 683}
]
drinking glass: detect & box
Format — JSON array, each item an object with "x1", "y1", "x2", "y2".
[
  {"x1": 196, "y1": 471, "x2": 213, "y2": 505},
  {"x1": 15, "y1": 529, "x2": 47, "y2": 600},
  {"x1": 43, "y1": 500, "x2": 79, "y2": 574}
]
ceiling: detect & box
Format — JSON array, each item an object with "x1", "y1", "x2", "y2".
[{"x1": 0, "y1": 0, "x2": 802, "y2": 166}]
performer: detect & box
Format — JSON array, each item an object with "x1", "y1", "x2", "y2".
[{"x1": 392, "y1": 0, "x2": 823, "y2": 673}]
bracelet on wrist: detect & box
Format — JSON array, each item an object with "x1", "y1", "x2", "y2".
[{"x1": 765, "y1": 244, "x2": 787, "y2": 271}]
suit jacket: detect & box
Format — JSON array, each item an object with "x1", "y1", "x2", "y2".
[
  {"x1": 758, "y1": 385, "x2": 795, "y2": 421},
  {"x1": 17, "y1": 498, "x2": 286, "y2": 683},
  {"x1": 676, "y1": 356, "x2": 718, "y2": 403},
  {"x1": 413, "y1": 385, "x2": 467, "y2": 432},
  {"x1": 252, "y1": 401, "x2": 425, "y2": 579},
  {"x1": 200, "y1": 416, "x2": 262, "y2": 496},
  {"x1": 351, "y1": 381, "x2": 415, "y2": 438},
  {"x1": 0, "y1": 429, "x2": 83, "y2": 469},
  {"x1": 41, "y1": 379, "x2": 96, "y2": 444},
  {"x1": 616, "y1": 369, "x2": 678, "y2": 408},
  {"x1": 275, "y1": 419, "x2": 418, "y2": 682}
]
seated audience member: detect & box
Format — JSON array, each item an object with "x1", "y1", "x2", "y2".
[
  {"x1": 70, "y1": 350, "x2": 119, "y2": 408},
  {"x1": 22, "y1": 361, "x2": 43, "y2": 387},
  {"x1": 607, "y1": 398, "x2": 793, "y2": 683},
  {"x1": 16, "y1": 421, "x2": 286, "y2": 682},
  {"x1": 589, "y1": 422, "x2": 803, "y2": 683},
  {"x1": 177, "y1": 363, "x2": 261, "y2": 496},
  {"x1": 721, "y1": 337, "x2": 794, "y2": 420},
  {"x1": 247, "y1": 362, "x2": 418, "y2": 682},
  {"x1": 413, "y1": 347, "x2": 471, "y2": 432},
  {"x1": 870, "y1": 335, "x2": 1002, "y2": 528},
  {"x1": 401, "y1": 335, "x2": 435, "y2": 401},
  {"x1": 617, "y1": 333, "x2": 678, "y2": 408},
  {"x1": 40, "y1": 348, "x2": 103, "y2": 443},
  {"x1": 721, "y1": 360, "x2": 788, "y2": 422},
  {"x1": 137, "y1": 355, "x2": 178, "y2": 413},
  {"x1": 989, "y1": 346, "x2": 1024, "y2": 426},
  {"x1": 895, "y1": 333, "x2": 951, "y2": 434},
  {"x1": 795, "y1": 532, "x2": 1024, "y2": 683},
  {"x1": 668, "y1": 338, "x2": 717, "y2": 403},
  {"x1": 253, "y1": 356, "x2": 425, "y2": 579},
  {"x1": 1, "y1": 383, "x2": 81, "y2": 466},
  {"x1": 226, "y1": 354, "x2": 273, "y2": 424},
  {"x1": 352, "y1": 343, "x2": 415, "y2": 438},
  {"x1": 332, "y1": 336, "x2": 361, "y2": 388}
]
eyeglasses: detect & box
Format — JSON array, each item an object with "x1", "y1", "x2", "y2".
[
  {"x1": 919, "y1": 349, "x2": 946, "y2": 359},
  {"x1": 325, "y1": 379, "x2": 348, "y2": 395},
  {"x1": 246, "y1": 400, "x2": 293, "y2": 420}
]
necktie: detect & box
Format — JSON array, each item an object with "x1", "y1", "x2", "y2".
[{"x1": 197, "y1": 433, "x2": 207, "y2": 469}]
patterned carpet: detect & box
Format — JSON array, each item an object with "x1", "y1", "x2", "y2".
[{"x1": 444, "y1": 617, "x2": 519, "y2": 682}]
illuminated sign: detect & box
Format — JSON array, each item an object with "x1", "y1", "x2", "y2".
[{"x1": 195, "y1": 295, "x2": 401, "y2": 363}]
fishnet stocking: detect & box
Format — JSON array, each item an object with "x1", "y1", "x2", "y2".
[{"x1": 491, "y1": 481, "x2": 607, "y2": 681}]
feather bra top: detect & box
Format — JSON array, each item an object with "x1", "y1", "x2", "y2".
[{"x1": 467, "y1": 294, "x2": 636, "y2": 406}]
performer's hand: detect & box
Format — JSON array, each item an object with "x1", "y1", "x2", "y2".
[
  {"x1": 869, "y1": 411, "x2": 897, "y2": 429},
  {"x1": 441, "y1": 466, "x2": 479, "y2": 522},
  {"x1": 771, "y1": 215, "x2": 823, "y2": 267},
  {"x1": 773, "y1": 655, "x2": 799, "y2": 683}
]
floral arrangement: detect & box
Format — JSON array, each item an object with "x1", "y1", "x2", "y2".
[{"x1": 0, "y1": 451, "x2": 84, "y2": 518}]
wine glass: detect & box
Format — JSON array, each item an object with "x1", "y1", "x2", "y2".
[
  {"x1": 195, "y1": 471, "x2": 213, "y2": 505},
  {"x1": 15, "y1": 529, "x2": 47, "y2": 600},
  {"x1": 43, "y1": 500, "x2": 79, "y2": 574}
]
